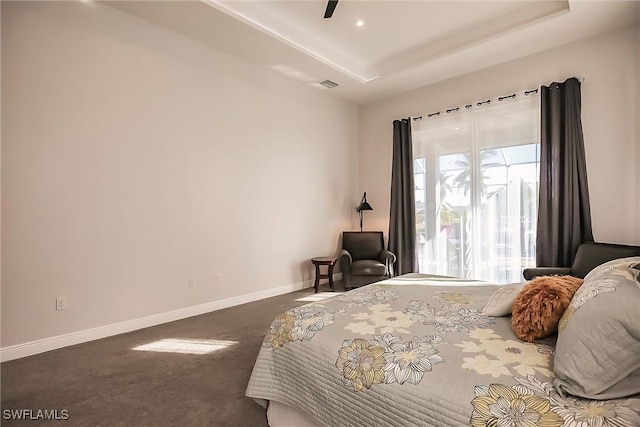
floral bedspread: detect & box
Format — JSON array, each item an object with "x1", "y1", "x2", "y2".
[{"x1": 245, "y1": 274, "x2": 640, "y2": 427}]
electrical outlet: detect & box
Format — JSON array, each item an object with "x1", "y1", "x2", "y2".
[
  {"x1": 216, "y1": 273, "x2": 222, "y2": 283},
  {"x1": 56, "y1": 297, "x2": 67, "y2": 311},
  {"x1": 188, "y1": 277, "x2": 194, "y2": 288}
]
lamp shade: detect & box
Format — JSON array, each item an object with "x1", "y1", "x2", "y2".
[
  {"x1": 357, "y1": 192, "x2": 373, "y2": 211},
  {"x1": 358, "y1": 201, "x2": 373, "y2": 211}
]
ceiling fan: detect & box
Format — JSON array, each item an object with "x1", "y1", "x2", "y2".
[{"x1": 324, "y1": 0, "x2": 338, "y2": 19}]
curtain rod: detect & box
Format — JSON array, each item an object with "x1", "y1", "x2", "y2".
[{"x1": 412, "y1": 76, "x2": 585, "y2": 122}]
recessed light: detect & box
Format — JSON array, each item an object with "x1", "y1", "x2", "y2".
[{"x1": 355, "y1": 20, "x2": 364, "y2": 27}]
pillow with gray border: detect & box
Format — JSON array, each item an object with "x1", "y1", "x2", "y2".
[{"x1": 553, "y1": 257, "x2": 640, "y2": 399}]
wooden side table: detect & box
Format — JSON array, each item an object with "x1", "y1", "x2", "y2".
[{"x1": 311, "y1": 257, "x2": 337, "y2": 293}]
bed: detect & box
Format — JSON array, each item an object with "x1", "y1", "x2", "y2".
[{"x1": 246, "y1": 269, "x2": 640, "y2": 427}]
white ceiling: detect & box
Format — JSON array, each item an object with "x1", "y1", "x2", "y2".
[{"x1": 107, "y1": 1, "x2": 640, "y2": 105}]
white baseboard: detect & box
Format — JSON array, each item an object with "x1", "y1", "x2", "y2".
[{"x1": 1, "y1": 275, "x2": 342, "y2": 362}]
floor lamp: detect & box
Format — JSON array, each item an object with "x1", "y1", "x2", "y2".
[{"x1": 357, "y1": 192, "x2": 373, "y2": 232}]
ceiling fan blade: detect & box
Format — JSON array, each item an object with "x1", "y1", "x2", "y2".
[{"x1": 324, "y1": 0, "x2": 338, "y2": 19}]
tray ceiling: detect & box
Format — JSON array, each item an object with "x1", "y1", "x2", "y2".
[{"x1": 107, "y1": 1, "x2": 640, "y2": 105}]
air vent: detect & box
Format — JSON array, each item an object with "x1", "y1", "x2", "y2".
[{"x1": 320, "y1": 80, "x2": 338, "y2": 89}]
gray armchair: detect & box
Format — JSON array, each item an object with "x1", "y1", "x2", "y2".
[
  {"x1": 340, "y1": 231, "x2": 396, "y2": 290},
  {"x1": 523, "y1": 242, "x2": 640, "y2": 280}
]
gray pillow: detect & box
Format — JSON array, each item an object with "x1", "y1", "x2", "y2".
[
  {"x1": 583, "y1": 256, "x2": 640, "y2": 281},
  {"x1": 553, "y1": 257, "x2": 640, "y2": 399},
  {"x1": 481, "y1": 282, "x2": 526, "y2": 317}
]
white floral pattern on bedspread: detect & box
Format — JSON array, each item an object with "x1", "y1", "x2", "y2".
[
  {"x1": 471, "y1": 376, "x2": 640, "y2": 427},
  {"x1": 246, "y1": 275, "x2": 640, "y2": 427},
  {"x1": 335, "y1": 333, "x2": 445, "y2": 391}
]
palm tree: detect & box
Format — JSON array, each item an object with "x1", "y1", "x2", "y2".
[{"x1": 438, "y1": 150, "x2": 503, "y2": 277}]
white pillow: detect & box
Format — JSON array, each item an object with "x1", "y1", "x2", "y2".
[{"x1": 481, "y1": 283, "x2": 527, "y2": 317}]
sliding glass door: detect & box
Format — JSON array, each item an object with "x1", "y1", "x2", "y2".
[{"x1": 413, "y1": 95, "x2": 539, "y2": 283}]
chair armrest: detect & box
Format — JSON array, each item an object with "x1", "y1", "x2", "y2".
[
  {"x1": 523, "y1": 267, "x2": 572, "y2": 280},
  {"x1": 379, "y1": 250, "x2": 397, "y2": 276},
  {"x1": 339, "y1": 249, "x2": 352, "y2": 267},
  {"x1": 339, "y1": 249, "x2": 353, "y2": 288},
  {"x1": 380, "y1": 249, "x2": 396, "y2": 263}
]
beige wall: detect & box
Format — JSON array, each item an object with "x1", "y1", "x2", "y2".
[
  {"x1": 1, "y1": 2, "x2": 358, "y2": 348},
  {"x1": 359, "y1": 24, "x2": 640, "y2": 246},
  {"x1": 2, "y1": 3, "x2": 639, "y2": 355}
]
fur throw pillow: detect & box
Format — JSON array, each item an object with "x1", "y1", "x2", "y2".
[{"x1": 511, "y1": 275, "x2": 584, "y2": 342}]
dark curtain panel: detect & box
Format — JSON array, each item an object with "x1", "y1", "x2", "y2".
[
  {"x1": 536, "y1": 77, "x2": 594, "y2": 267},
  {"x1": 389, "y1": 118, "x2": 417, "y2": 275}
]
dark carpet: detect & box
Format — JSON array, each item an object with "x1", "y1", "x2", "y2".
[{"x1": 1, "y1": 284, "x2": 341, "y2": 426}]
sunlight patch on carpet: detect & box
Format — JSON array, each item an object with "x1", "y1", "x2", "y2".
[
  {"x1": 132, "y1": 338, "x2": 237, "y2": 355},
  {"x1": 295, "y1": 292, "x2": 340, "y2": 302}
]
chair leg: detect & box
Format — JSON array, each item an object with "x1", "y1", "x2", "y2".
[{"x1": 314, "y1": 264, "x2": 320, "y2": 293}]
